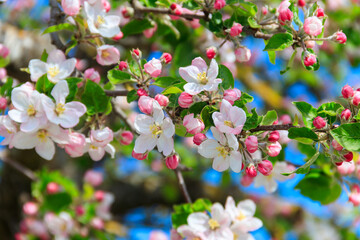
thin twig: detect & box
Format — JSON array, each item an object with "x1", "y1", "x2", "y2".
[
  {"x1": 249, "y1": 123, "x2": 296, "y2": 132},
  {"x1": 1, "y1": 157, "x2": 37, "y2": 181},
  {"x1": 174, "y1": 168, "x2": 192, "y2": 203},
  {"x1": 49, "y1": 0, "x2": 66, "y2": 51},
  {"x1": 105, "y1": 90, "x2": 129, "y2": 97}
]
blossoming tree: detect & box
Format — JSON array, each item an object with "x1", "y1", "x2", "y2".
[{"x1": 0, "y1": 0, "x2": 360, "y2": 239}]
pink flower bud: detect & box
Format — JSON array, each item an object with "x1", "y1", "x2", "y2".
[
  {"x1": 193, "y1": 133, "x2": 207, "y2": 145},
  {"x1": 240, "y1": 174, "x2": 254, "y2": 186},
  {"x1": 278, "y1": 6, "x2": 293, "y2": 24},
  {"x1": 90, "y1": 127, "x2": 114, "y2": 147},
  {"x1": 0, "y1": 44, "x2": 9, "y2": 58},
  {"x1": 61, "y1": 0, "x2": 80, "y2": 16},
  {"x1": 118, "y1": 61, "x2": 128, "y2": 71},
  {"x1": 121, "y1": 7, "x2": 133, "y2": 18},
  {"x1": 258, "y1": 160, "x2": 273, "y2": 176},
  {"x1": 94, "y1": 190, "x2": 105, "y2": 202},
  {"x1": 268, "y1": 131, "x2": 280, "y2": 142},
  {"x1": 341, "y1": 85, "x2": 354, "y2": 98},
  {"x1": 65, "y1": 132, "x2": 86, "y2": 158},
  {"x1": 303, "y1": 17, "x2": 323, "y2": 36},
  {"x1": 102, "y1": 0, "x2": 111, "y2": 12},
  {"x1": 235, "y1": 47, "x2": 251, "y2": 62},
  {"x1": 298, "y1": 0, "x2": 306, "y2": 7},
  {"x1": 267, "y1": 141, "x2": 282, "y2": 157},
  {"x1": 144, "y1": 58, "x2": 162, "y2": 77},
  {"x1": 84, "y1": 170, "x2": 103, "y2": 187},
  {"x1": 335, "y1": 161, "x2": 343, "y2": 166},
  {"x1": 352, "y1": 91, "x2": 360, "y2": 106},
  {"x1": 112, "y1": 31, "x2": 124, "y2": 41},
  {"x1": 96, "y1": 45, "x2": 120, "y2": 66},
  {"x1": 332, "y1": 139, "x2": 343, "y2": 151},
  {"x1": 170, "y1": 3, "x2": 177, "y2": 10},
  {"x1": 132, "y1": 150, "x2": 148, "y2": 160},
  {"x1": 137, "y1": 88, "x2": 148, "y2": 97},
  {"x1": 132, "y1": 48, "x2": 142, "y2": 58},
  {"x1": 161, "y1": 53, "x2": 172, "y2": 64},
  {"x1": 229, "y1": 23, "x2": 243, "y2": 37},
  {"x1": 0, "y1": 68, "x2": 7, "y2": 79},
  {"x1": 119, "y1": 131, "x2": 133, "y2": 145},
  {"x1": 334, "y1": 31, "x2": 347, "y2": 44},
  {"x1": 214, "y1": 0, "x2": 226, "y2": 10},
  {"x1": 341, "y1": 109, "x2": 352, "y2": 121},
  {"x1": 174, "y1": 8, "x2": 182, "y2": 16},
  {"x1": 313, "y1": 116, "x2": 326, "y2": 129},
  {"x1": 149, "y1": 231, "x2": 168, "y2": 240},
  {"x1": 343, "y1": 152, "x2": 353, "y2": 162},
  {"x1": 183, "y1": 113, "x2": 205, "y2": 135},
  {"x1": 76, "y1": 206, "x2": 85, "y2": 216},
  {"x1": 349, "y1": 185, "x2": 360, "y2": 206},
  {"x1": 246, "y1": 164, "x2": 257, "y2": 177},
  {"x1": 304, "y1": 54, "x2": 317, "y2": 66},
  {"x1": 337, "y1": 161, "x2": 355, "y2": 175},
  {"x1": 155, "y1": 94, "x2": 169, "y2": 107},
  {"x1": 279, "y1": 114, "x2": 292, "y2": 124},
  {"x1": 206, "y1": 47, "x2": 217, "y2": 59},
  {"x1": 138, "y1": 96, "x2": 154, "y2": 114},
  {"x1": 223, "y1": 88, "x2": 241, "y2": 105},
  {"x1": 0, "y1": 97, "x2": 7, "y2": 110},
  {"x1": 178, "y1": 92, "x2": 193, "y2": 108},
  {"x1": 23, "y1": 202, "x2": 38, "y2": 216},
  {"x1": 316, "y1": 8, "x2": 325, "y2": 18},
  {"x1": 170, "y1": 228, "x2": 182, "y2": 240},
  {"x1": 245, "y1": 136, "x2": 258, "y2": 153},
  {"x1": 91, "y1": 217, "x2": 104, "y2": 230},
  {"x1": 262, "y1": 6, "x2": 268, "y2": 15},
  {"x1": 143, "y1": 24, "x2": 157, "y2": 38},
  {"x1": 305, "y1": 40, "x2": 316, "y2": 49},
  {"x1": 84, "y1": 68, "x2": 100, "y2": 84},
  {"x1": 166, "y1": 155, "x2": 179, "y2": 170},
  {"x1": 47, "y1": 182, "x2": 59, "y2": 194}
]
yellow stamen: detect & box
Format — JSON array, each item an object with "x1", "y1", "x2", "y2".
[
  {"x1": 37, "y1": 130, "x2": 48, "y2": 142},
  {"x1": 224, "y1": 120, "x2": 234, "y2": 128},
  {"x1": 47, "y1": 65, "x2": 60, "y2": 78},
  {"x1": 216, "y1": 146, "x2": 229, "y2": 158},
  {"x1": 208, "y1": 218, "x2": 220, "y2": 230},
  {"x1": 236, "y1": 211, "x2": 246, "y2": 221},
  {"x1": 197, "y1": 71, "x2": 208, "y2": 85},
  {"x1": 27, "y1": 105, "x2": 36, "y2": 116},
  {"x1": 96, "y1": 15, "x2": 105, "y2": 26},
  {"x1": 55, "y1": 103, "x2": 65, "y2": 115},
  {"x1": 90, "y1": 145, "x2": 98, "y2": 150},
  {"x1": 102, "y1": 50, "x2": 110, "y2": 58},
  {"x1": 149, "y1": 124, "x2": 162, "y2": 138}
]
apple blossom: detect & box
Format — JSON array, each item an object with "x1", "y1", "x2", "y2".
[
  {"x1": 132, "y1": 150, "x2": 148, "y2": 160},
  {"x1": 214, "y1": 0, "x2": 226, "y2": 10},
  {"x1": 0, "y1": 44, "x2": 9, "y2": 58},
  {"x1": 241, "y1": 174, "x2": 254, "y2": 187},
  {"x1": 349, "y1": 185, "x2": 360, "y2": 206},
  {"x1": 193, "y1": 133, "x2": 207, "y2": 146},
  {"x1": 343, "y1": 151, "x2": 353, "y2": 162},
  {"x1": 353, "y1": 91, "x2": 360, "y2": 106},
  {"x1": 96, "y1": 192, "x2": 114, "y2": 220},
  {"x1": 223, "y1": 88, "x2": 241, "y2": 105},
  {"x1": 337, "y1": 161, "x2": 355, "y2": 175},
  {"x1": 119, "y1": 61, "x2": 128, "y2": 71},
  {"x1": 334, "y1": 31, "x2": 347, "y2": 44},
  {"x1": 91, "y1": 217, "x2": 104, "y2": 230},
  {"x1": 179, "y1": 57, "x2": 222, "y2": 95},
  {"x1": 304, "y1": 17, "x2": 323, "y2": 36},
  {"x1": 258, "y1": 160, "x2": 273, "y2": 176},
  {"x1": 84, "y1": 170, "x2": 103, "y2": 187},
  {"x1": 23, "y1": 202, "x2": 38, "y2": 216},
  {"x1": 313, "y1": 116, "x2": 326, "y2": 129},
  {"x1": 84, "y1": 68, "x2": 100, "y2": 83},
  {"x1": 29, "y1": 49, "x2": 76, "y2": 83},
  {"x1": 112, "y1": 31, "x2": 124, "y2": 41},
  {"x1": 235, "y1": 47, "x2": 251, "y2": 62},
  {"x1": 206, "y1": 47, "x2": 217, "y2": 59},
  {"x1": 134, "y1": 101, "x2": 175, "y2": 156},
  {"x1": 0, "y1": 115, "x2": 17, "y2": 148},
  {"x1": 95, "y1": 190, "x2": 105, "y2": 202},
  {"x1": 132, "y1": 48, "x2": 142, "y2": 58},
  {"x1": 47, "y1": 182, "x2": 60, "y2": 194},
  {"x1": 198, "y1": 127, "x2": 242, "y2": 172},
  {"x1": 298, "y1": 0, "x2": 306, "y2": 7},
  {"x1": 149, "y1": 230, "x2": 168, "y2": 240},
  {"x1": 161, "y1": 53, "x2": 172, "y2": 64},
  {"x1": 121, "y1": 6, "x2": 133, "y2": 18},
  {"x1": 245, "y1": 135, "x2": 258, "y2": 153},
  {"x1": 178, "y1": 92, "x2": 193, "y2": 108},
  {"x1": 155, "y1": 94, "x2": 169, "y2": 107},
  {"x1": 212, "y1": 99, "x2": 246, "y2": 134},
  {"x1": 61, "y1": 0, "x2": 80, "y2": 16},
  {"x1": 341, "y1": 109, "x2": 351, "y2": 121},
  {"x1": 102, "y1": 0, "x2": 111, "y2": 12},
  {"x1": 96, "y1": 45, "x2": 120, "y2": 66},
  {"x1": 138, "y1": 96, "x2": 155, "y2": 114},
  {"x1": 278, "y1": 0, "x2": 293, "y2": 24},
  {"x1": 90, "y1": 127, "x2": 113, "y2": 147},
  {"x1": 45, "y1": 212, "x2": 74, "y2": 238},
  {"x1": 267, "y1": 141, "x2": 282, "y2": 157},
  {"x1": 341, "y1": 85, "x2": 354, "y2": 98},
  {"x1": 84, "y1": 1, "x2": 120, "y2": 38},
  {"x1": 183, "y1": 113, "x2": 205, "y2": 135},
  {"x1": 143, "y1": 24, "x2": 157, "y2": 38},
  {"x1": 118, "y1": 130, "x2": 133, "y2": 145},
  {"x1": 229, "y1": 23, "x2": 243, "y2": 37},
  {"x1": 85, "y1": 138, "x2": 115, "y2": 161},
  {"x1": 144, "y1": 58, "x2": 162, "y2": 77},
  {"x1": 0, "y1": 68, "x2": 6, "y2": 80},
  {"x1": 64, "y1": 132, "x2": 86, "y2": 157},
  {"x1": 262, "y1": 6, "x2": 268, "y2": 15},
  {"x1": 268, "y1": 131, "x2": 280, "y2": 142},
  {"x1": 305, "y1": 40, "x2": 316, "y2": 48},
  {"x1": 316, "y1": 8, "x2": 325, "y2": 18},
  {"x1": 42, "y1": 80, "x2": 87, "y2": 128},
  {"x1": 304, "y1": 54, "x2": 317, "y2": 67},
  {"x1": 166, "y1": 155, "x2": 180, "y2": 170},
  {"x1": 75, "y1": 206, "x2": 85, "y2": 216},
  {"x1": 246, "y1": 164, "x2": 257, "y2": 177}
]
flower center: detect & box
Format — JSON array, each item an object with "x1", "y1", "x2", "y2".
[
  {"x1": 48, "y1": 65, "x2": 60, "y2": 78},
  {"x1": 55, "y1": 103, "x2": 66, "y2": 115},
  {"x1": 208, "y1": 218, "x2": 220, "y2": 230},
  {"x1": 236, "y1": 211, "x2": 246, "y2": 221},
  {"x1": 101, "y1": 50, "x2": 110, "y2": 58},
  {"x1": 27, "y1": 105, "x2": 36, "y2": 116},
  {"x1": 197, "y1": 71, "x2": 208, "y2": 85},
  {"x1": 224, "y1": 120, "x2": 234, "y2": 128},
  {"x1": 96, "y1": 15, "x2": 105, "y2": 27},
  {"x1": 216, "y1": 146, "x2": 230, "y2": 158},
  {"x1": 149, "y1": 124, "x2": 162, "y2": 138},
  {"x1": 37, "y1": 130, "x2": 48, "y2": 142},
  {"x1": 90, "y1": 145, "x2": 98, "y2": 150}
]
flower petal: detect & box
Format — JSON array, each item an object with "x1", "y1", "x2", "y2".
[
  {"x1": 162, "y1": 117, "x2": 175, "y2": 138},
  {"x1": 157, "y1": 134, "x2": 174, "y2": 156},
  {"x1": 35, "y1": 138, "x2": 55, "y2": 160},
  {"x1": 183, "y1": 83, "x2": 204, "y2": 95},
  {"x1": 134, "y1": 134, "x2": 157, "y2": 153},
  {"x1": 47, "y1": 50, "x2": 66, "y2": 64},
  {"x1": 8, "y1": 109, "x2": 28, "y2": 123},
  {"x1": 211, "y1": 126, "x2": 226, "y2": 145},
  {"x1": 51, "y1": 80, "x2": 69, "y2": 103},
  {"x1": 237, "y1": 199, "x2": 256, "y2": 218},
  {"x1": 89, "y1": 146, "x2": 105, "y2": 161},
  {"x1": 229, "y1": 151, "x2": 242, "y2": 173},
  {"x1": 198, "y1": 139, "x2": 219, "y2": 158},
  {"x1": 207, "y1": 59, "x2": 219, "y2": 81},
  {"x1": 179, "y1": 65, "x2": 200, "y2": 83},
  {"x1": 134, "y1": 114, "x2": 154, "y2": 135},
  {"x1": 20, "y1": 117, "x2": 41, "y2": 133},
  {"x1": 65, "y1": 102, "x2": 87, "y2": 117},
  {"x1": 104, "y1": 143, "x2": 115, "y2": 158},
  {"x1": 212, "y1": 156, "x2": 229, "y2": 172},
  {"x1": 187, "y1": 212, "x2": 209, "y2": 232},
  {"x1": 29, "y1": 60, "x2": 47, "y2": 82},
  {"x1": 191, "y1": 57, "x2": 208, "y2": 73},
  {"x1": 12, "y1": 132, "x2": 38, "y2": 149}
]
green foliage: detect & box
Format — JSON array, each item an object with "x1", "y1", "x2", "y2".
[
  {"x1": 261, "y1": 110, "x2": 277, "y2": 125},
  {"x1": 66, "y1": 77, "x2": 82, "y2": 102},
  {"x1": 330, "y1": 123, "x2": 360, "y2": 152},
  {"x1": 126, "y1": 89, "x2": 139, "y2": 103},
  {"x1": 153, "y1": 77, "x2": 181, "y2": 88},
  {"x1": 35, "y1": 75, "x2": 55, "y2": 95},
  {"x1": 0, "y1": 56, "x2": 10, "y2": 68},
  {"x1": 264, "y1": 33, "x2": 294, "y2": 51},
  {"x1": 201, "y1": 105, "x2": 217, "y2": 130},
  {"x1": 189, "y1": 102, "x2": 208, "y2": 116},
  {"x1": 293, "y1": 101, "x2": 317, "y2": 128},
  {"x1": 81, "y1": 80, "x2": 110, "y2": 115},
  {"x1": 243, "y1": 108, "x2": 262, "y2": 131},
  {"x1": 317, "y1": 102, "x2": 344, "y2": 124},
  {"x1": 40, "y1": 49, "x2": 48, "y2": 62},
  {"x1": 121, "y1": 19, "x2": 153, "y2": 37},
  {"x1": 218, "y1": 64, "x2": 235, "y2": 90},
  {"x1": 42, "y1": 23, "x2": 76, "y2": 34},
  {"x1": 288, "y1": 127, "x2": 318, "y2": 144},
  {"x1": 162, "y1": 86, "x2": 183, "y2": 95},
  {"x1": 283, "y1": 152, "x2": 319, "y2": 176},
  {"x1": 107, "y1": 69, "x2": 133, "y2": 85},
  {"x1": 1, "y1": 77, "x2": 13, "y2": 97}
]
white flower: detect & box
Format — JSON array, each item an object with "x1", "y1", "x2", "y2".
[
  {"x1": 42, "y1": 80, "x2": 86, "y2": 128},
  {"x1": 8, "y1": 87, "x2": 47, "y2": 133},
  {"x1": 45, "y1": 212, "x2": 74, "y2": 239},
  {"x1": 84, "y1": 1, "x2": 121, "y2": 38},
  {"x1": 179, "y1": 57, "x2": 222, "y2": 95},
  {"x1": 12, "y1": 124, "x2": 69, "y2": 160},
  {"x1": 198, "y1": 127, "x2": 242, "y2": 172},
  {"x1": 0, "y1": 115, "x2": 18, "y2": 148},
  {"x1": 225, "y1": 196, "x2": 262, "y2": 240},
  {"x1": 84, "y1": 138, "x2": 115, "y2": 161},
  {"x1": 253, "y1": 161, "x2": 293, "y2": 193},
  {"x1": 96, "y1": 192, "x2": 114, "y2": 220},
  {"x1": 212, "y1": 99, "x2": 246, "y2": 135},
  {"x1": 29, "y1": 50, "x2": 76, "y2": 83},
  {"x1": 134, "y1": 101, "x2": 175, "y2": 156}
]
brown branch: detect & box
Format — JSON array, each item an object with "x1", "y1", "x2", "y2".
[
  {"x1": 49, "y1": 0, "x2": 67, "y2": 51},
  {"x1": 249, "y1": 123, "x2": 296, "y2": 132},
  {"x1": 105, "y1": 90, "x2": 129, "y2": 97},
  {"x1": 1, "y1": 157, "x2": 37, "y2": 181},
  {"x1": 174, "y1": 168, "x2": 192, "y2": 203}
]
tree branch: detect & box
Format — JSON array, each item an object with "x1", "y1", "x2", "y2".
[
  {"x1": 174, "y1": 168, "x2": 192, "y2": 203},
  {"x1": 249, "y1": 123, "x2": 296, "y2": 132},
  {"x1": 1, "y1": 157, "x2": 37, "y2": 181},
  {"x1": 105, "y1": 90, "x2": 129, "y2": 97},
  {"x1": 49, "y1": 0, "x2": 66, "y2": 51}
]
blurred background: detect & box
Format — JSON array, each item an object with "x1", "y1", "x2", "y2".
[{"x1": 1, "y1": 0, "x2": 360, "y2": 239}]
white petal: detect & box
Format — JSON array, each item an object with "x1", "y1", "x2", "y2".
[
  {"x1": 47, "y1": 50, "x2": 66, "y2": 64},
  {"x1": 187, "y1": 212, "x2": 209, "y2": 232},
  {"x1": 134, "y1": 134, "x2": 157, "y2": 153},
  {"x1": 64, "y1": 102, "x2": 87, "y2": 117},
  {"x1": 191, "y1": 57, "x2": 208, "y2": 73},
  {"x1": 35, "y1": 138, "x2": 55, "y2": 160},
  {"x1": 20, "y1": 117, "x2": 41, "y2": 133},
  {"x1": 225, "y1": 196, "x2": 237, "y2": 221},
  {"x1": 264, "y1": 178, "x2": 278, "y2": 193},
  {"x1": 220, "y1": 99, "x2": 232, "y2": 118},
  {"x1": 152, "y1": 101, "x2": 164, "y2": 125},
  {"x1": 237, "y1": 200, "x2": 256, "y2": 218},
  {"x1": 179, "y1": 65, "x2": 200, "y2": 83},
  {"x1": 229, "y1": 151, "x2": 242, "y2": 173},
  {"x1": 57, "y1": 59, "x2": 76, "y2": 79},
  {"x1": 56, "y1": 109, "x2": 80, "y2": 128},
  {"x1": 104, "y1": 144, "x2": 115, "y2": 158},
  {"x1": 29, "y1": 60, "x2": 47, "y2": 82},
  {"x1": 207, "y1": 59, "x2": 219, "y2": 81},
  {"x1": 198, "y1": 139, "x2": 219, "y2": 158},
  {"x1": 212, "y1": 156, "x2": 229, "y2": 172},
  {"x1": 157, "y1": 134, "x2": 173, "y2": 156},
  {"x1": 226, "y1": 133, "x2": 239, "y2": 150},
  {"x1": 51, "y1": 80, "x2": 69, "y2": 103},
  {"x1": 230, "y1": 107, "x2": 246, "y2": 127},
  {"x1": 134, "y1": 114, "x2": 154, "y2": 135},
  {"x1": 89, "y1": 146, "x2": 105, "y2": 161},
  {"x1": 211, "y1": 126, "x2": 226, "y2": 145},
  {"x1": 183, "y1": 83, "x2": 204, "y2": 95},
  {"x1": 8, "y1": 109, "x2": 28, "y2": 123},
  {"x1": 162, "y1": 117, "x2": 175, "y2": 138},
  {"x1": 12, "y1": 132, "x2": 38, "y2": 149},
  {"x1": 11, "y1": 89, "x2": 30, "y2": 111}
]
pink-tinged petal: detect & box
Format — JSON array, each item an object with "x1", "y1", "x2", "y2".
[
  {"x1": 217, "y1": 124, "x2": 233, "y2": 134},
  {"x1": 51, "y1": 80, "x2": 69, "y2": 103},
  {"x1": 237, "y1": 200, "x2": 256, "y2": 218},
  {"x1": 134, "y1": 134, "x2": 157, "y2": 153},
  {"x1": 104, "y1": 144, "x2": 115, "y2": 158},
  {"x1": 12, "y1": 132, "x2": 38, "y2": 149},
  {"x1": 162, "y1": 117, "x2": 175, "y2": 138},
  {"x1": 198, "y1": 139, "x2": 219, "y2": 158},
  {"x1": 152, "y1": 101, "x2": 164, "y2": 125},
  {"x1": 56, "y1": 108, "x2": 80, "y2": 128},
  {"x1": 47, "y1": 124, "x2": 69, "y2": 144},
  {"x1": 47, "y1": 50, "x2": 66, "y2": 64},
  {"x1": 226, "y1": 133, "x2": 238, "y2": 150},
  {"x1": 212, "y1": 112, "x2": 225, "y2": 126},
  {"x1": 64, "y1": 102, "x2": 87, "y2": 117},
  {"x1": 8, "y1": 109, "x2": 28, "y2": 123},
  {"x1": 58, "y1": 58, "x2": 76, "y2": 79},
  {"x1": 220, "y1": 99, "x2": 232, "y2": 118},
  {"x1": 157, "y1": 134, "x2": 173, "y2": 156},
  {"x1": 183, "y1": 83, "x2": 204, "y2": 95},
  {"x1": 11, "y1": 89, "x2": 30, "y2": 111},
  {"x1": 191, "y1": 57, "x2": 208, "y2": 73},
  {"x1": 225, "y1": 196, "x2": 237, "y2": 221},
  {"x1": 20, "y1": 117, "x2": 41, "y2": 133},
  {"x1": 179, "y1": 66, "x2": 200, "y2": 83},
  {"x1": 213, "y1": 156, "x2": 229, "y2": 172},
  {"x1": 89, "y1": 146, "x2": 105, "y2": 161},
  {"x1": 29, "y1": 60, "x2": 47, "y2": 82},
  {"x1": 211, "y1": 126, "x2": 226, "y2": 145},
  {"x1": 229, "y1": 151, "x2": 242, "y2": 173},
  {"x1": 216, "y1": 228, "x2": 234, "y2": 240},
  {"x1": 134, "y1": 115, "x2": 154, "y2": 135},
  {"x1": 187, "y1": 212, "x2": 209, "y2": 232},
  {"x1": 207, "y1": 59, "x2": 219, "y2": 81},
  {"x1": 35, "y1": 138, "x2": 55, "y2": 160},
  {"x1": 230, "y1": 107, "x2": 246, "y2": 126}
]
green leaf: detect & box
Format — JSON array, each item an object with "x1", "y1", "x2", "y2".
[
  {"x1": 293, "y1": 101, "x2": 317, "y2": 128},
  {"x1": 65, "y1": 77, "x2": 82, "y2": 102},
  {"x1": 35, "y1": 75, "x2": 55, "y2": 94},
  {"x1": 81, "y1": 80, "x2": 110, "y2": 115},
  {"x1": 307, "y1": 2, "x2": 319, "y2": 17},
  {"x1": 295, "y1": 171, "x2": 342, "y2": 204},
  {"x1": 239, "y1": 2, "x2": 258, "y2": 17},
  {"x1": 65, "y1": 40, "x2": 78, "y2": 55},
  {"x1": 107, "y1": 69, "x2": 133, "y2": 85},
  {"x1": 162, "y1": 86, "x2": 183, "y2": 95},
  {"x1": 175, "y1": 124, "x2": 191, "y2": 137},
  {"x1": 201, "y1": 105, "x2": 217, "y2": 130},
  {"x1": 126, "y1": 89, "x2": 139, "y2": 103},
  {"x1": 289, "y1": 3, "x2": 303, "y2": 27},
  {"x1": 122, "y1": 19, "x2": 153, "y2": 37},
  {"x1": 153, "y1": 77, "x2": 180, "y2": 88},
  {"x1": 317, "y1": 102, "x2": 344, "y2": 124},
  {"x1": 209, "y1": 12, "x2": 223, "y2": 33},
  {"x1": 1, "y1": 77, "x2": 13, "y2": 97},
  {"x1": 267, "y1": 51, "x2": 276, "y2": 64},
  {"x1": 330, "y1": 123, "x2": 360, "y2": 152},
  {"x1": 288, "y1": 127, "x2": 318, "y2": 144},
  {"x1": 0, "y1": 57, "x2": 10, "y2": 68},
  {"x1": 43, "y1": 192, "x2": 72, "y2": 213},
  {"x1": 40, "y1": 49, "x2": 48, "y2": 62},
  {"x1": 247, "y1": 16, "x2": 261, "y2": 28},
  {"x1": 189, "y1": 102, "x2": 208, "y2": 116},
  {"x1": 264, "y1": 33, "x2": 294, "y2": 51},
  {"x1": 280, "y1": 49, "x2": 297, "y2": 74},
  {"x1": 302, "y1": 48, "x2": 320, "y2": 71},
  {"x1": 283, "y1": 152, "x2": 319, "y2": 176},
  {"x1": 218, "y1": 65, "x2": 234, "y2": 90},
  {"x1": 261, "y1": 110, "x2": 277, "y2": 125},
  {"x1": 243, "y1": 108, "x2": 261, "y2": 131},
  {"x1": 42, "y1": 23, "x2": 76, "y2": 34}
]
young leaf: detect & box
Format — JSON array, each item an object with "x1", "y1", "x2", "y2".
[
  {"x1": 261, "y1": 110, "x2": 277, "y2": 125},
  {"x1": 288, "y1": 127, "x2": 318, "y2": 144},
  {"x1": 153, "y1": 77, "x2": 180, "y2": 88},
  {"x1": 35, "y1": 75, "x2": 55, "y2": 94},
  {"x1": 293, "y1": 101, "x2": 317, "y2": 128},
  {"x1": 126, "y1": 89, "x2": 139, "y2": 103},
  {"x1": 122, "y1": 19, "x2": 153, "y2": 37},
  {"x1": 107, "y1": 69, "x2": 133, "y2": 85},
  {"x1": 264, "y1": 33, "x2": 294, "y2": 51},
  {"x1": 42, "y1": 23, "x2": 76, "y2": 34},
  {"x1": 81, "y1": 80, "x2": 110, "y2": 115},
  {"x1": 330, "y1": 123, "x2": 360, "y2": 152},
  {"x1": 218, "y1": 64, "x2": 234, "y2": 90}
]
